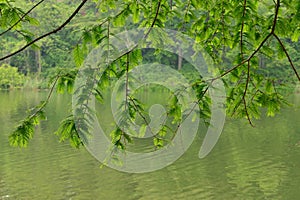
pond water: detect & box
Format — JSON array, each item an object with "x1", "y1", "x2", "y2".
[{"x1": 0, "y1": 90, "x2": 300, "y2": 199}]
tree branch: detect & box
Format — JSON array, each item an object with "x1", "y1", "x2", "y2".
[
  {"x1": 0, "y1": 0, "x2": 45, "y2": 37},
  {"x1": 144, "y1": 1, "x2": 161, "y2": 38},
  {"x1": 0, "y1": 0, "x2": 88, "y2": 61},
  {"x1": 273, "y1": 34, "x2": 300, "y2": 81},
  {"x1": 210, "y1": 0, "x2": 281, "y2": 81},
  {"x1": 271, "y1": 0, "x2": 280, "y2": 34},
  {"x1": 210, "y1": 33, "x2": 272, "y2": 81}
]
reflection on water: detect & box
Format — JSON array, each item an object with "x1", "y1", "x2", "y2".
[{"x1": 0, "y1": 90, "x2": 300, "y2": 199}]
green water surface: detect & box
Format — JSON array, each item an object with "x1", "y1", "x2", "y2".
[{"x1": 0, "y1": 90, "x2": 300, "y2": 199}]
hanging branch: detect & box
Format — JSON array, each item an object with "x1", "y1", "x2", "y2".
[
  {"x1": 9, "y1": 71, "x2": 62, "y2": 146},
  {"x1": 205, "y1": 0, "x2": 294, "y2": 126},
  {"x1": 0, "y1": 0, "x2": 88, "y2": 61},
  {"x1": 119, "y1": 1, "x2": 162, "y2": 140}
]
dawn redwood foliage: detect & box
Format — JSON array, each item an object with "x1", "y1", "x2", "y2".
[{"x1": 1, "y1": 0, "x2": 300, "y2": 148}]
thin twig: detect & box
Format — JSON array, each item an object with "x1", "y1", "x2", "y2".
[
  {"x1": 173, "y1": 86, "x2": 209, "y2": 136},
  {"x1": 273, "y1": 34, "x2": 300, "y2": 81},
  {"x1": 242, "y1": 61, "x2": 254, "y2": 126},
  {"x1": 28, "y1": 71, "x2": 62, "y2": 120},
  {"x1": 125, "y1": 53, "x2": 130, "y2": 110},
  {"x1": 127, "y1": 96, "x2": 156, "y2": 136}
]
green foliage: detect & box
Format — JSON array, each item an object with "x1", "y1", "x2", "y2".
[
  {"x1": 9, "y1": 102, "x2": 46, "y2": 147},
  {"x1": 0, "y1": 64, "x2": 25, "y2": 89},
  {"x1": 55, "y1": 115, "x2": 83, "y2": 148},
  {"x1": 9, "y1": 119, "x2": 35, "y2": 147},
  {"x1": 110, "y1": 127, "x2": 132, "y2": 150},
  {"x1": 55, "y1": 69, "x2": 77, "y2": 94},
  {"x1": 73, "y1": 44, "x2": 86, "y2": 68},
  {"x1": 4, "y1": 0, "x2": 300, "y2": 151},
  {"x1": 0, "y1": 0, "x2": 24, "y2": 29}
]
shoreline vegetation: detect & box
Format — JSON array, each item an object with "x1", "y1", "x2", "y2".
[
  {"x1": 1, "y1": 64, "x2": 298, "y2": 92},
  {"x1": 0, "y1": 64, "x2": 49, "y2": 90}
]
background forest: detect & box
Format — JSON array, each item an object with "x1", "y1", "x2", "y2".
[{"x1": 1, "y1": 0, "x2": 299, "y2": 90}]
